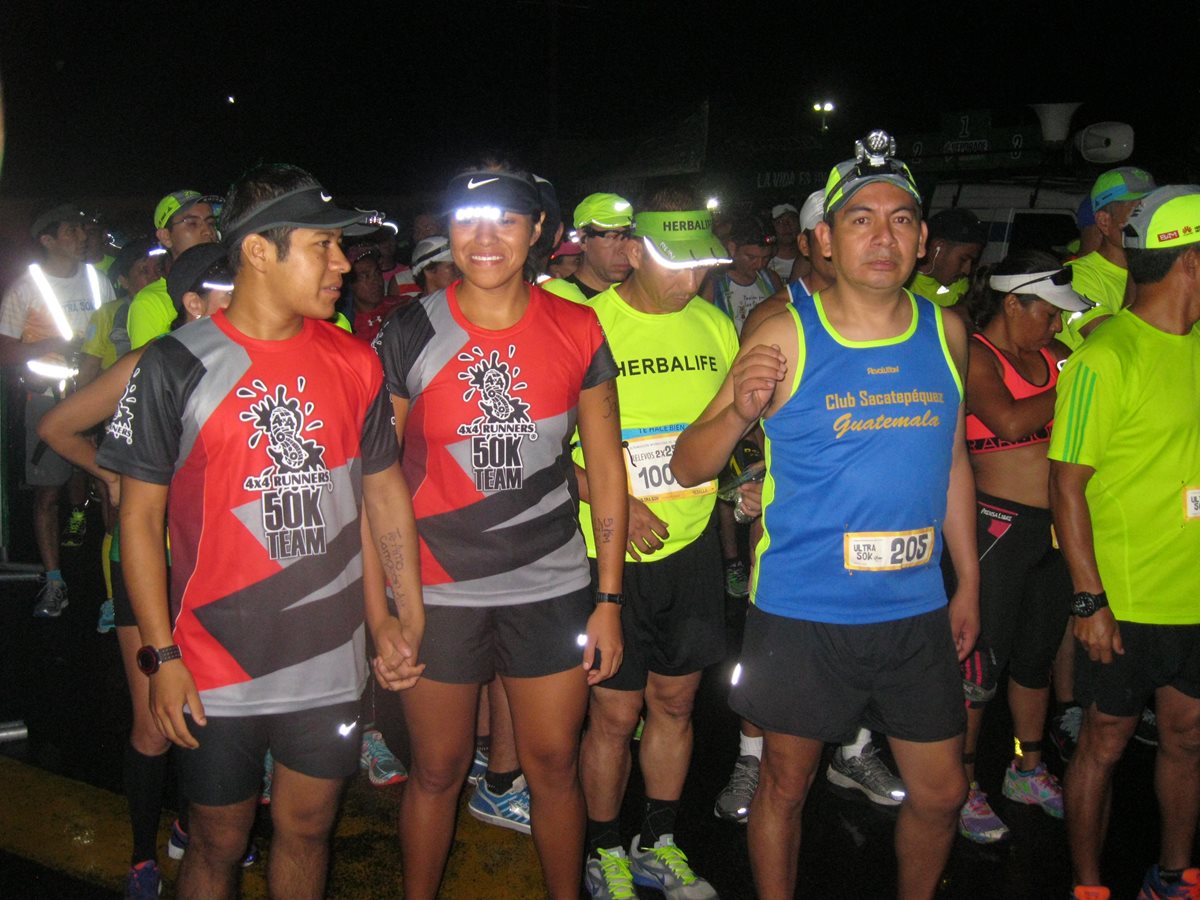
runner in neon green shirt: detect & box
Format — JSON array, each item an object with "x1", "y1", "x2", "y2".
[
  {"x1": 907, "y1": 208, "x2": 985, "y2": 308},
  {"x1": 543, "y1": 192, "x2": 634, "y2": 303},
  {"x1": 1048, "y1": 185, "x2": 1200, "y2": 896},
  {"x1": 576, "y1": 281, "x2": 739, "y2": 560},
  {"x1": 1050, "y1": 309, "x2": 1200, "y2": 622},
  {"x1": 1058, "y1": 166, "x2": 1156, "y2": 349},
  {"x1": 575, "y1": 198, "x2": 734, "y2": 898},
  {"x1": 128, "y1": 190, "x2": 221, "y2": 348},
  {"x1": 1061, "y1": 251, "x2": 1129, "y2": 348}
]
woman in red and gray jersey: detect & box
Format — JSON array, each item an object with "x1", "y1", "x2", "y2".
[{"x1": 375, "y1": 161, "x2": 628, "y2": 900}]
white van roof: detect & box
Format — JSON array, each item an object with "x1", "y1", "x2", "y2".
[{"x1": 926, "y1": 177, "x2": 1089, "y2": 263}]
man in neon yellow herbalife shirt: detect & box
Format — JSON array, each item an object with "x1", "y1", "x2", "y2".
[
  {"x1": 1050, "y1": 186, "x2": 1200, "y2": 898},
  {"x1": 543, "y1": 192, "x2": 634, "y2": 303},
  {"x1": 127, "y1": 190, "x2": 221, "y2": 348},
  {"x1": 1060, "y1": 166, "x2": 1156, "y2": 349},
  {"x1": 908, "y1": 207, "x2": 986, "y2": 309},
  {"x1": 574, "y1": 190, "x2": 735, "y2": 899}
]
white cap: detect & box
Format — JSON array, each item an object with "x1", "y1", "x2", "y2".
[
  {"x1": 411, "y1": 236, "x2": 453, "y2": 277},
  {"x1": 799, "y1": 190, "x2": 824, "y2": 232}
]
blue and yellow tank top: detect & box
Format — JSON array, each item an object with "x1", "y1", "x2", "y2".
[{"x1": 752, "y1": 291, "x2": 962, "y2": 624}]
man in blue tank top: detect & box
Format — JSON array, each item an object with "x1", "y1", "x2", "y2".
[{"x1": 674, "y1": 132, "x2": 980, "y2": 900}]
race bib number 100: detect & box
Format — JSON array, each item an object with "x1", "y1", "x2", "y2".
[
  {"x1": 624, "y1": 432, "x2": 715, "y2": 504},
  {"x1": 844, "y1": 527, "x2": 935, "y2": 572}
]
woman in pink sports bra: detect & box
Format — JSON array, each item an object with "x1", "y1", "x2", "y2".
[{"x1": 952, "y1": 249, "x2": 1090, "y2": 844}]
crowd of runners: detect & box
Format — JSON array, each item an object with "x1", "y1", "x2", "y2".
[{"x1": 2, "y1": 133, "x2": 1199, "y2": 900}]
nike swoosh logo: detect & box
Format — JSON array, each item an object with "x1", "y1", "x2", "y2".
[
  {"x1": 467, "y1": 178, "x2": 499, "y2": 190},
  {"x1": 320, "y1": 192, "x2": 332, "y2": 202}
]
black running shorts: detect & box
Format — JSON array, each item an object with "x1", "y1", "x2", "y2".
[
  {"x1": 590, "y1": 527, "x2": 726, "y2": 691},
  {"x1": 1075, "y1": 621, "x2": 1200, "y2": 718},
  {"x1": 731, "y1": 605, "x2": 966, "y2": 743},
  {"x1": 418, "y1": 587, "x2": 594, "y2": 684},
  {"x1": 179, "y1": 699, "x2": 360, "y2": 807}
]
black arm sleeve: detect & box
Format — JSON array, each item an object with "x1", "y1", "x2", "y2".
[
  {"x1": 373, "y1": 300, "x2": 436, "y2": 400},
  {"x1": 361, "y1": 381, "x2": 400, "y2": 475},
  {"x1": 96, "y1": 338, "x2": 199, "y2": 484},
  {"x1": 582, "y1": 336, "x2": 618, "y2": 390}
]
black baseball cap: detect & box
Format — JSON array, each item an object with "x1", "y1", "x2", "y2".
[
  {"x1": 167, "y1": 242, "x2": 232, "y2": 307},
  {"x1": 110, "y1": 236, "x2": 161, "y2": 282},
  {"x1": 928, "y1": 208, "x2": 988, "y2": 246},
  {"x1": 221, "y1": 184, "x2": 384, "y2": 249}
]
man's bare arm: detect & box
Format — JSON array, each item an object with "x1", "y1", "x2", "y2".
[
  {"x1": 1050, "y1": 460, "x2": 1123, "y2": 662},
  {"x1": 942, "y1": 403, "x2": 980, "y2": 660},
  {"x1": 672, "y1": 312, "x2": 792, "y2": 487},
  {"x1": 38, "y1": 349, "x2": 141, "y2": 489},
  {"x1": 940, "y1": 311, "x2": 979, "y2": 660},
  {"x1": 362, "y1": 463, "x2": 425, "y2": 633},
  {"x1": 1049, "y1": 461, "x2": 1103, "y2": 593},
  {"x1": 359, "y1": 509, "x2": 425, "y2": 690}
]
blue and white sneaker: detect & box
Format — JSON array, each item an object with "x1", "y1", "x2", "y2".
[
  {"x1": 959, "y1": 783, "x2": 1010, "y2": 843},
  {"x1": 468, "y1": 745, "x2": 489, "y2": 785},
  {"x1": 467, "y1": 774, "x2": 531, "y2": 834},
  {"x1": 124, "y1": 859, "x2": 161, "y2": 899},
  {"x1": 166, "y1": 819, "x2": 187, "y2": 861}
]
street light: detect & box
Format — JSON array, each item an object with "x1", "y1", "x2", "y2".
[{"x1": 813, "y1": 100, "x2": 835, "y2": 133}]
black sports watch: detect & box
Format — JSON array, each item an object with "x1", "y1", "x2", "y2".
[
  {"x1": 594, "y1": 592, "x2": 625, "y2": 607},
  {"x1": 1071, "y1": 591, "x2": 1109, "y2": 618},
  {"x1": 136, "y1": 644, "x2": 182, "y2": 675}
]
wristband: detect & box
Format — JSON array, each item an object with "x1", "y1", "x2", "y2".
[{"x1": 594, "y1": 592, "x2": 625, "y2": 607}]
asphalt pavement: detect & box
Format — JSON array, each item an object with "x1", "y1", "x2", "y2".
[{"x1": 0, "y1": 493, "x2": 1168, "y2": 898}]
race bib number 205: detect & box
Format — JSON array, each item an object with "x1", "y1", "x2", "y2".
[{"x1": 844, "y1": 527, "x2": 935, "y2": 572}]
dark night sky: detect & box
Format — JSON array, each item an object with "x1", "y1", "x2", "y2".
[{"x1": 1, "y1": 1, "x2": 1196, "y2": 203}]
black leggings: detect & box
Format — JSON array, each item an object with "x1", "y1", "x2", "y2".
[{"x1": 973, "y1": 492, "x2": 1071, "y2": 690}]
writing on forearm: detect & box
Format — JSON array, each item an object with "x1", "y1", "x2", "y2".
[
  {"x1": 602, "y1": 392, "x2": 618, "y2": 419},
  {"x1": 595, "y1": 515, "x2": 616, "y2": 545},
  {"x1": 377, "y1": 529, "x2": 407, "y2": 609}
]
